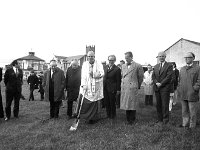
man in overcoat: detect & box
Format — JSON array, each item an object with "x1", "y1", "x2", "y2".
[
  {"x1": 177, "y1": 52, "x2": 200, "y2": 129},
  {"x1": 65, "y1": 59, "x2": 81, "y2": 120},
  {"x1": 0, "y1": 67, "x2": 4, "y2": 118},
  {"x1": 27, "y1": 70, "x2": 38, "y2": 101},
  {"x1": 152, "y1": 51, "x2": 173, "y2": 125},
  {"x1": 4, "y1": 60, "x2": 23, "y2": 121},
  {"x1": 103, "y1": 55, "x2": 121, "y2": 119},
  {"x1": 120, "y1": 51, "x2": 144, "y2": 125},
  {"x1": 43, "y1": 60, "x2": 65, "y2": 118}
]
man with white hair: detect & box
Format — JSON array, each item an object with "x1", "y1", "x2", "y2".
[
  {"x1": 152, "y1": 51, "x2": 173, "y2": 126},
  {"x1": 43, "y1": 60, "x2": 65, "y2": 119},
  {"x1": 78, "y1": 50, "x2": 104, "y2": 124},
  {"x1": 65, "y1": 59, "x2": 81, "y2": 120}
]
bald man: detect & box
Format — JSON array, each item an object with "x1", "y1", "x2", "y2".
[
  {"x1": 152, "y1": 51, "x2": 173, "y2": 125},
  {"x1": 76, "y1": 50, "x2": 104, "y2": 124},
  {"x1": 65, "y1": 59, "x2": 81, "y2": 119},
  {"x1": 43, "y1": 60, "x2": 65, "y2": 119}
]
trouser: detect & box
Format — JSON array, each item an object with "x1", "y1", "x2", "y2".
[
  {"x1": 116, "y1": 93, "x2": 120, "y2": 108},
  {"x1": 126, "y1": 110, "x2": 136, "y2": 123},
  {"x1": 50, "y1": 101, "x2": 62, "y2": 118},
  {"x1": 0, "y1": 86, "x2": 4, "y2": 118},
  {"x1": 155, "y1": 91, "x2": 170, "y2": 124},
  {"x1": 5, "y1": 89, "x2": 21, "y2": 118},
  {"x1": 145, "y1": 95, "x2": 153, "y2": 105},
  {"x1": 67, "y1": 101, "x2": 73, "y2": 117},
  {"x1": 40, "y1": 92, "x2": 44, "y2": 100},
  {"x1": 29, "y1": 87, "x2": 35, "y2": 101},
  {"x1": 104, "y1": 90, "x2": 116, "y2": 119},
  {"x1": 181, "y1": 100, "x2": 197, "y2": 128}
]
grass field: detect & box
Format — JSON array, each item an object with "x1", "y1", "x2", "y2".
[{"x1": 0, "y1": 82, "x2": 200, "y2": 150}]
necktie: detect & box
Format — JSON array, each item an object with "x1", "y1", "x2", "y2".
[{"x1": 159, "y1": 63, "x2": 162, "y2": 74}]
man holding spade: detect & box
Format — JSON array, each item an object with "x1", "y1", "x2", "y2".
[{"x1": 70, "y1": 50, "x2": 104, "y2": 131}]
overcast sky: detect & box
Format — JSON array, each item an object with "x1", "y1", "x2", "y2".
[{"x1": 0, "y1": 0, "x2": 200, "y2": 67}]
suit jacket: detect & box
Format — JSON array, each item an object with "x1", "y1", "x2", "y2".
[
  {"x1": 4, "y1": 67, "x2": 23, "y2": 93},
  {"x1": 152, "y1": 61, "x2": 173, "y2": 92},
  {"x1": 103, "y1": 64, "x2": 121, "y2": 93},
  {"x1": 43, "y1": 67, "x2": 65, "y2": 102}
]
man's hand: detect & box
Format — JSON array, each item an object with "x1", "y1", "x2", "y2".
[
  {"x1": 82, "y1": 85, "x2": 87, "y2": 91},
  {"x1": 116, "y1": 91, "x2": 121, "y2": 95},
  {"x1": 156, "y1": 83, "x2": 162, "y2": 88},
  {"x1": 93, "y1": 72, "x2": 102, "y2": 79}
]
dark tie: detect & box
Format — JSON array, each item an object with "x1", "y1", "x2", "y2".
[{"x1": 159, "y1": 63, "x2": 162, "y2": 74}]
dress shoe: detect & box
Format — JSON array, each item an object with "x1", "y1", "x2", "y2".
[{"x1": 178, "y1": 124, "x2": 189, "y2": 129}]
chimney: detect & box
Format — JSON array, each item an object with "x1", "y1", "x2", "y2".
[{"x1": 29, "y1": 52, "x2": 35, "y2": 56}]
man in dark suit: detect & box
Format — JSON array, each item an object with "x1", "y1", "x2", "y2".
[
  {"x1": 104, "y1": 55, "x2": 121, "y2": 119},
  {"x1": 43, "y1": 60, "x2": 65, "y2": 119},
  {"x1": 4, "y1": 60, "x2": 23, "y2": 121},
  {"x1": 0, "y1": 67, "x2": 4, "y2": 118},
  {"x1": 152, "y1": 51, "x2": 173, "y2": 125},
  {"x1": 27, "y1": 70, "x2": 38, "y2": 101}
]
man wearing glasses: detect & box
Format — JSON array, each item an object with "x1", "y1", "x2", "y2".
[
  {"x1": 177, "y1": 52, "x2": 200, "y2": 129},
  {"x1": 103, "y1": 55, "x2": 121, "y2": 120}
]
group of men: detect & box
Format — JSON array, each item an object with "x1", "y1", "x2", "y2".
[{"x1": 0, "y1": 50, "x2": 200, "y2": 129}]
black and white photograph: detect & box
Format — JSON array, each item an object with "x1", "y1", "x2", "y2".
[{"x1": 0, "y1": 0, "x2": 200, "y2": 149}]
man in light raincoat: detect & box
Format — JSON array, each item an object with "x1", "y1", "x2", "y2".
[{"x1": 120, "y1": 51, "x2": 144, "y2": 125}]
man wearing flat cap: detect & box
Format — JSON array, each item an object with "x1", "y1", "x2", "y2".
[
  {"x1": 152, "y1": 51, "x2": 173, "y2": 126},
  {"x1": 177, "y1": 52, "x2": 200, "y2": 129}
]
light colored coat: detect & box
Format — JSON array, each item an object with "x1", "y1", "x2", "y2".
[
  {"x1": 81, "y1": 61, "x2": 104, "y2": 102},
  {"x1": 177, "y1": 64, "x2": 200, "y2": 102},
  {"x1": 120, "y1": 61, "x2": 144, "y2": 110},
  {"x1": 43, "y1": 67, "x2": 65, "y2": 102},
  {"x1": 143, "y1": 70, "x2": 154, "y2": 95}
]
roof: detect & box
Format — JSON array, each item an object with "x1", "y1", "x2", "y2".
[
  {"x1": 54, "y1": 55, "x2": 67, "y2": 60},
  {"x1": 17, "y1": 55, "x2": 44, "y2": 61},
  {"x1": 165, "y1": 38, "x2": 200, "y2": 52},
  {"x1": 65, "y1": 55, "x2": 85, "y2": 62}
]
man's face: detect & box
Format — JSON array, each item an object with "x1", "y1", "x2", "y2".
[
  {"x1": 71, "y1": 62, "x2": 78, "y2": 69},
  {"x1": 108, "y1": 56, "x2": 115, "y2": 66},
  {"x1": 147, "y1": 66, "x2": 152, "y2": 71},
  {"x1": 50, "y1": 61, "x2": 57, "y2": 71},
  {"x1": 14, "y1": 61, "x2": 20, "y2": 68},
  {"x1": 185, "y1": 57, "x2": 194, "y2": 64},
  {"x1": 87, "y1": 52, "x2": 95, "y2": 64},
  {"x1": 157, "y1": 52, "x2": 166, "y2": 63},
  {"x1": 125, "y1": 54, "x2": 132, "y2": 64}
]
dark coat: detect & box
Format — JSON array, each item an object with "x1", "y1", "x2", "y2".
[
  {"x1": 103, "y1": 64, "x2": 121, "y2": 93},
  {"x1": 65, "y1": 66, "x2": 81, "y2": 101},
  {"x1": 43, "y1": 67, "x2": 65, "y2": 102},
  {"x1": 4, "y1": 67, "x2": 23, "y2": 93},
  {"x1": 0, "y1": 68, "x2": 2, "y2": 82},
  {"x1": 152, "y1": 62, "x2": 173, "y2": 92},
  {"x1": 27, "y1": 74, "x2": 39, "y2": 89},
  {"x1": 177, "y1": 64, "x2": 200, "y2": 102}
]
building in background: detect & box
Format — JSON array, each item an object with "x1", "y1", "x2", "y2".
[
  {"x1": 53, "y1": 45, "x2": 95, "y2": 72},
  {"x1": 164, "y1": 38, "x2": 200, "y2": 69},
  {"x1": 16, "y1": 52, "x2": 47, "y2": 79}
]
